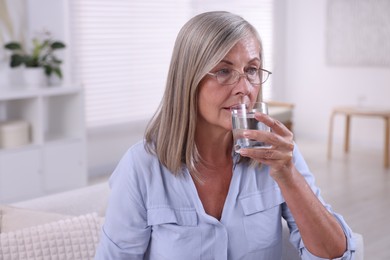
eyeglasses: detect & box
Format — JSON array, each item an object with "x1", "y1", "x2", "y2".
[{"x1": 207, "y1": 68, "x2": 272, "y2": 86}]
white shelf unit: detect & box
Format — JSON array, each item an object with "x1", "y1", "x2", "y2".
[{"x1": 0, "y1": 85, "x2": 87, "y2": 203}]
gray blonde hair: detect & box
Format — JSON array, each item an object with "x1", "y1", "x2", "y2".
[{"x1": 145, "y1": 11, "x2": 263, "y2": 176}]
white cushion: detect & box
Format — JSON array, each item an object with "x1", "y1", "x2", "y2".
[{"x1": 0, "y1": 213, "x2": 102, "y2": 260}]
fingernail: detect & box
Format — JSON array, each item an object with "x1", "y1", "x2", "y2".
[{"x1": 243, "y1": 131, "x2": 250, "y2": 137}]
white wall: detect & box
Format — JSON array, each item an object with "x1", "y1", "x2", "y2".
[
  {"x1": 87, "y1": 120, "x2": 148, "y2": 177},
  {"x1": 272, "y1": 0, "x2": 287, "y2": 102},
  {"x1": 278, "y1": 0, "x2": 390, "y2": 148}
]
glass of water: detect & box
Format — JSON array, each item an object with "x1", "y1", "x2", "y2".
[{"x1": 231, "y1": 102, "x2": 271, "y2": 152}]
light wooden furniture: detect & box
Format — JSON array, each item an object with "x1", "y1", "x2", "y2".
[
  {"x1": 0, "y1": 84, "x2": 87, "y2": 203},
  {"x1": 267, "y1": 101, "x2": 294, "y2": 132},
  {"x1": 327, "y1": 106, "x2": 390, "y2": 168}
]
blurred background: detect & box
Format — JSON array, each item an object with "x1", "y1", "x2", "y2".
[{"x1": 1, "y1": 0, "x2": 389, "y2": 258}]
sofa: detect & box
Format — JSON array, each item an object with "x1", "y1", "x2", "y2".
[{"x1": 0, "y1": 182, "x2": 363, "y2": 259}]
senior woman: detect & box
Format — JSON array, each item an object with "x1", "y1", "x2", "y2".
[{"x1": 95, "y1": 11, "x2": 356, "y2": 260}]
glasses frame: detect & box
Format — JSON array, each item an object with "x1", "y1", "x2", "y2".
[{"x1": 207, "y1": 68, "x2": 272, "y2": 86}]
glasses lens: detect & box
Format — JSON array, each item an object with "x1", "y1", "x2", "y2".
[
  {"x1": 243, "y1": 69, "x2": 267, "y2": 85},
  {"x1": 248, "y1": 70, "x2": 260, "y2": 85},
  {"x1": 215, "y1": 70, "x2": 231, "y2": 85},
  {"x1": 214, "y1": 69, "x2": 270, "y2": 85},
  {"x1": 216, "y1": 70, "x2": 236, "y2": 85}
]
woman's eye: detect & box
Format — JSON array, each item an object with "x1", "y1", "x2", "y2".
[
  {"x1": 246, "y1": 67, "x2": 258, "y2": 75},
  {"x1": 216, "y1": 68, "x2": 231, "y2": 76}
]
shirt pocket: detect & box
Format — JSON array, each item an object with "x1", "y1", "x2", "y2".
[
  {"x1": 239, "y1": 187, "x2": 285, "y2": 252},
  {"x1": 147, "y1": 207, "x2": 201, "y2": 260}
]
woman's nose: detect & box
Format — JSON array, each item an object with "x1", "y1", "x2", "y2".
[{"x1": 233, "y1": 76, "x2": 252, "y2": 97}]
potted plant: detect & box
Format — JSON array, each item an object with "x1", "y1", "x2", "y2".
[{"x1": 4, "y1": 32, "x2": 66, "y2": 86}]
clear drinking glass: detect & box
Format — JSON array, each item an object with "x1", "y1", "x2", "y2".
[{"x1": 231, "y1": 102, "x2": 271, "y2": 152}]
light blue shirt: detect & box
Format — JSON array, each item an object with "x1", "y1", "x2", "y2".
[{"x1": 95, "y1": 141, "x2": 356, "y2": 259}]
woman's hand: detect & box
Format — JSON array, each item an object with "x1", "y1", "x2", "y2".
[
  {"x1": 238, "y1": 112, "x2": 295, "y2": 181},
  {"x1": 239, "y1": 113, "x2": 348, "y2": 258}
]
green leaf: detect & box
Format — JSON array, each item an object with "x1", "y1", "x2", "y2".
[
  {"x1": 10, "y1": 54, "x2": 24, "y2": 67},
  {"x1": 44, "y1": 65, "x2": 52, "y2": 76},
  {"x1": 4, "y1": 42, "x2": 22, "y2": 50},
  {"x1": 24, "y1": 56, "x2": 40, "y2": 67},
  {"x1": 53, "y1": 67, "x2": 63, "y2": 79},
  {"x1": 51, "y1": 41, "x2": 66, "y2": 49}
]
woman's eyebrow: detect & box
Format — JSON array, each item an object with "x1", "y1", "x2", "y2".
[{"x1": 219, "y1": 60, "x2": 233, "y2": 65}]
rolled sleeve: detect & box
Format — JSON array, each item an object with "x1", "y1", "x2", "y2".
[
  {"x1": 301, "y1": 248, "x2": 354, "y2": 260},
  {"x1": 298, "y1": 214, "x2": 357, "y2": 259}
]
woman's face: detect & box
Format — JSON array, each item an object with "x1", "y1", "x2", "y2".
[{"x1": 197, "y1": 35, "x2": 262, "y2": 133}]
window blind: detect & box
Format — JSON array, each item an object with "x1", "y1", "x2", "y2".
[{"x1": 69, "y1": 0, "x2": 273, "y2": 127}]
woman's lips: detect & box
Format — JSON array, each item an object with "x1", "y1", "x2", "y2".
[{"x1": 225, "y1": 104, "x2": 240, "y2": 110}]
